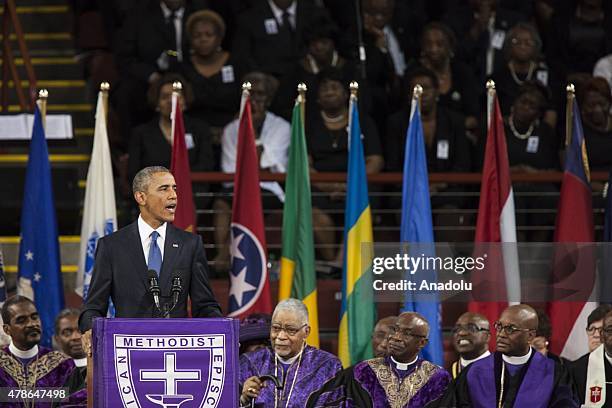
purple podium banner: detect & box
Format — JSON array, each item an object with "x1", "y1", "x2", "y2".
[{"x1": 92, "y1": 318, "x2": 239, "y2": 408}]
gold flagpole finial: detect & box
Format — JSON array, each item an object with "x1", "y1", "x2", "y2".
[
  {"x1": 412, "y1": 84, "x2": 423, "y2": 99},
  {"x1": 172, "y1": 81, "x2": 183, "y2": 92},
  {"x1": 566, "y1": 83, "x2": 576, "y2": 95},
  {"x1": 37, "y1": 89, "x2": 49, "y2": 128},
  {"x1": 565, "y1": 83, "x2": 576, "y2": 147},
  {"x1": 297, "y1": 83, "x2": 307, "y2": 103},
  {"x1": 242, "y1": 82, "x2": 252, "y2": 93},
  {"x1": 349, "y1": 81, "x2": 359, "y2": 98},
  {"x1": 100, "y1": 82, "x2": 110, "y2": 92},
  {"x1": 486, "y1": 80, "x2": 496, "y2": 90}
]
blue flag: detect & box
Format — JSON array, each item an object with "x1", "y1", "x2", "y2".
[
  {"x1": 399, "y1": 104, "x2": 444, "y2": 365},
  {"x1": 17, "y1": 107, "x2": 64, "y2": 347}
]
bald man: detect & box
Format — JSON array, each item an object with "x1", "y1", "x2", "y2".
[
  {"x1": 372, "y1": 315, "x2": 397, "y2": 358},
  {"x1": 307, "y1": 312, "x2": 451, "y2": 407},
  {"x1": 450, "y1": 312, "x2": 491, "y2": 379},
  {"x1": 445, "y1": 305, "x2": 579, "y2": 407}
]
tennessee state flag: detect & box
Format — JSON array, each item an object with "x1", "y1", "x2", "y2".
[
  {"x1": 227, "y1": 87, "x2": 272, "y2": 318},
  {"x1": 170, "y1": 87, "x2": 197, "y2": 232}
]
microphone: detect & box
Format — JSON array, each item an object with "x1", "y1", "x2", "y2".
[
  {"x1": 147, "y1": 270, "x2": 161, "y2": 312},
  {"x1": 171, "y1": 276, "x2": 182, "y2": 309}
]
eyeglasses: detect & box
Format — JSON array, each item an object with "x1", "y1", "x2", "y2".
[
  {"x1": 586, "y1": 326, "x2": 603, "y2": 335},
  {"x1": 601, "y1": 327, "x2": 612, "y2": 336},
  {"x1": 452, "y1": 324, "x2": 490, "y2": 334},
  {"x1": 270, "y1": 324, "x2": 307, "y2": 336},
  {"x1": 493, "y1": 321, "x2": 533, "y2": 336},
  {"x1": 388, "y1": 325, "x2": 427, "y2": 339}
]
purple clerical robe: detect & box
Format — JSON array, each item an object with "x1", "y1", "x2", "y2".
[
  {"x1": 240, "y1": 345, "x2": 342, "y2": 407},
  {"x1": 0, "y1": 346, "x2": 85, "y2": 407}
]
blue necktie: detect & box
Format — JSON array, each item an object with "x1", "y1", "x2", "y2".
[{"x1": 148, "y1": 231, "x2": 162, "y2": 276}]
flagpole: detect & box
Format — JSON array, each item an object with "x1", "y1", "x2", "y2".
[
  {"x1": 486, "y1": 80, "x2": 495, "y2": 129},
  {"x1": 410, "y1": 84, "x2": 423, "y2": 119},
  {"x1": 171, "y1": 81, "x2": 182, "y2": 145},
  {"x1": 297, "y1": 82, "x2": 307, "y2": 121},
  {"x1": 240, "y1": 81, "x2": 251, "y2": 117},
  {"x1": 565, "y1": 83, "x2": 575, "y2": 148},
  {"x1": 36, "y1": 88, "x2": 48, "y2": 130}
]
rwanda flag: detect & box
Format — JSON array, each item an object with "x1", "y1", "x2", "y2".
[
  {"x1": 18, "y1": 106, "x2": 64, "y2": 347},
  {"x1": 338, "y1": 92, "x2": 376, "y2": 367},
  {"x1": 280, "y1": 95, "x2": 319, "y2": 347}
]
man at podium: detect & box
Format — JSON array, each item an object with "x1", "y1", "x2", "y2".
[{"x1": 79, "y1": 166, "x2": 221, "y2": 338}]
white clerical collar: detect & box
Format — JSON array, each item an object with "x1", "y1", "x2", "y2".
[
  {"x1": 276, "y1": 347, "x2": 304, "y2": 365},
  {"x1": 460, "y1": 350, "x2": 491, "y2": 367},
  {"x1": 9, "y1": 342, "x2": 38, "y2": 359},
  {"x1": 502, "y1": 348, "x2": 532, "y2": 365},
  {"x1": 391, "y1": 355, "x2": 418, "y2": 370},
  {"x1": 605, "y1": 351, "x2": 612, "y2": 366},
  {"x1": 74, "y1": 357, "x2": 87, "y2": 368}
]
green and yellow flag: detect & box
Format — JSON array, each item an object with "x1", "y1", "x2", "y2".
[
  {"x1": 279, "y1": 89, "x2": 319, "y2": 347},
  {"x1": 338, "y1": 87, "x2": 376, "y2": 367}
]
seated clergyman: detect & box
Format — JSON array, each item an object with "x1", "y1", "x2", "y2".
[
  {"x1": 372, "y1": 315, "x2": 397, "y2": 358},
  {"x1": 450, "y1": 312, "x2": 491, "y2": 379},
  {"x1": 239, "y1": 298, "x2": 342, "y2": 407},
  {"x1": 307, "y1": 311, "x2": 451, "y2": 407}
]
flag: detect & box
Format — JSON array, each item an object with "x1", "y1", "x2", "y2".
[
  {"x1": 76, "y1": 89, "x2": 117, "y2": 301},
  {"x1": 170, "y1": 91, "x2": 196, "y2": 232},
  {"x1": 468, "y1": 89, "x2": 520, "y2": 348},
  {"x1": 548, "y1": 96, "x2": 596, "y2": 360},
  {"x1": 399, "y1": 100, "x2": 443, "y2": 365},
  {"x1": 17, "y1": 106, "x2": 64, "y2": 347},
  {"x1": 338, "y1": 91, "x2": 376, "y2": 367},
  {"x1": 279, "y1": 95, "x2": 319, "y2": 347},
  {"x1": 227, "y1": 89, "x2": 272, "y2": 318}
]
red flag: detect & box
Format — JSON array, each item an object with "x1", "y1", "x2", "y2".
[
  {"x1": 469, "y1": 92, "x2": 520, "y2": 348},
  {"x1": 227, "y1": 92, "x2": 272, "y2": 318},
  {"x1": 170, "y1": 93, "x2": 196, "y2": 232},
  {"x1": 548, "y1": 97, "x2": 595, "y2": 360}
]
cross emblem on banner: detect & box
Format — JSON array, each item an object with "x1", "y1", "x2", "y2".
[{"x1": 140, "y1": 352, "x2": 201, "y2": 395}]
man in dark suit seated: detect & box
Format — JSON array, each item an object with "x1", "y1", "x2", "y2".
[{"x1": 79, "y1": 166, "x2": 222, "y2": 345}]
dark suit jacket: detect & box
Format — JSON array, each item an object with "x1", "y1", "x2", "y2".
[
  {"x1": 79, "y1": 221, "x2": 221, "y2": 332},
  {"x1": 570, "y1": 351, "x2": 612, "y2": 406},
  {"x1": 232, "y1": 0, "x2": 323, "y2": 77}
]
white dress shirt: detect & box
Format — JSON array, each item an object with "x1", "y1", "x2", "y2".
[
  {"x1": 268, "y1": 0, "x2": 297, "y2": 29},
  {"x1": 138, "y1": 215, "x2": 167, "y2": 265}
]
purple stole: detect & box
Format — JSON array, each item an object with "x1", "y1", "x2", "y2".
[
  {"x1": 0, "y1": 346, "x2": 77, "y2": 407},
  {"x1": 467, "y1": 351, "x2": 555, "y2": 408},
  {"x1": 353, "y1": 357, "x2": 451, "y2": 408}
]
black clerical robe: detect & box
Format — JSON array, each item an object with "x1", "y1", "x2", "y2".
[{"x1": 570, "y1": 345, "x2": 612, "y2": 407}]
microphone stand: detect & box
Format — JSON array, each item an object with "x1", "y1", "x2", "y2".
[{"x1": 162, "y1": 276, "x2": 183, "y2": 318}]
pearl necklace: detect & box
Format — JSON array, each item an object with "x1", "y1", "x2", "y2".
[
  {"x1": 321, "y1": 111, "x2": 347, "y2": 124},
  {"x1": 509, "y1": 61, "x2": 536, "y2": 86},
  {"x1": 508, "y1": 115, "x2": 536, "y2": 140}
]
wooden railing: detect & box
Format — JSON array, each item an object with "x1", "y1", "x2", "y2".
[{"x1": 2, "y1": 0, "x2": 37, "y2": 111}]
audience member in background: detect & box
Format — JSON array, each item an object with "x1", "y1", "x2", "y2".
[
  {"x1": 1, "y1": 296, "x2": 86, "y2": 405},
  {"x1": 232, "y1": 0, "x2": 324, "y2": 79},
  {"x1": 493, "y1": 22, "x2": 561, "y2": 129},
  {"x1": 408, "y1": 22, "x2": 481, "y2": 139},
  {"x1": 443, "y1": 0, "x2": 526, "y2": 84},
  {"x1": 372, "y1": 315, "x2": 397, "y2": 358},
  {"x1": 128, "y1": 73, "x2": 214, "y2": 185},
  {"x1": 213, "y1": 72, "x2": 290, "y2": 269},
  {"x1": 570, "y1": 310, "x2": 612, "y2": 407},
  {"x1": 239, "y1": 313, "x2": 272, "y2": 355},
  {"x1": 532, "y1": 308, "x2": 562, "y2": 363},
  {"x1": 307, "y1": 68, "x2": 383, "y2": 262},
  {"x1": 546, "y1": 0, "x2": 612, "y2": 78},
  {"x1": 501, "y1": 82, "x2": 560, "y2": 242},
  {"x1": 272, "y1": 14, "x2": 351, "y2": 120},
  {"x1": 114, "y1": 0, "x2": 198, "y2": 140},
  {"x1": 444, "y1": 304, "x2": 578, "y2": 407},
  {"x1": 181, "y1": 10, "x2": 250, "y2": 136},
  {"x1": 577, "y1": 77, "x2": 612, "y2": 173},
  {"x1": 307, "y1": 312, "x2": 451, "y2": 407},
  {"x1": 240, "y1": 299, "x2": 342, "y2": 408},
  {"x1": 54, "y1": 308, "x2": 87, "y2": 377},
  {"x1": 450, "y1": 312, "x2": 491, "y2": 379},
  {"x1": 584, "y1": 304, "x2": 612, "y2": 354}
]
